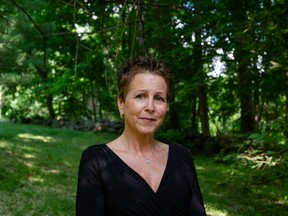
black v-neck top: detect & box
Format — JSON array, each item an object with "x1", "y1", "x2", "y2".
[{"x1": 76, "y1": 144, "x2": 206, "y2": 216}]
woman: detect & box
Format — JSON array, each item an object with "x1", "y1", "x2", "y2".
[{"x1": 76, "y1": 57, "x2": 206, "y2": 216}]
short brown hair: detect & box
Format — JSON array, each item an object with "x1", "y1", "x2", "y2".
[{"x1": 117, "y1": 57, "x2": 171, "y2": 101}]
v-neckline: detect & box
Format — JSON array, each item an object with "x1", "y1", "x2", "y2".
[{"x1": 104, "y1": 144, "x2": 171, "y2": 194}]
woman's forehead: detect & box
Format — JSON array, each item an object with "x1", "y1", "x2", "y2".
[{"x1": 128, "y1": 73, "x2": 167, "y2": 92}]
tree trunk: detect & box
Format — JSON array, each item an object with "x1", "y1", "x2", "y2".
[
  {"x1": 37, "y1": 68, "x2": 55, "y2": 122},
  {"x1": 191, "y1": 93, "x2": 198, "y2": 133},
  {"x1": 168, "y1": 85, "x2": 180, "y2": 130},
  {"x1": 198, "y1": 84, "x2": 210, "y2": 135},
  {"x1": 193, "y1": 1, "x2": 210, "y2": 136},
  {"x1": 226, "y1": 0, "x2": 256, "y2": 133},
  {"x1": 46, "y1": 95, "x2": 55, "y2": 121},
  {"x1": 285, "y1": 69, "x2": 288, "y2": 137},
  {"x1": 238, "y1": 65, "x2": 255, "y2": 133},
  {"x1": 89, "y1": 80, "x2": 97, "y2": 122}
]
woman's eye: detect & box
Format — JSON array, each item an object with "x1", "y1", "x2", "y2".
[
  {"x1": 135, "y1": 94, "x2": 145, "y2": 100},
  {"x1": 155, "y1": 96, "x2": 165, "y2": 102}
]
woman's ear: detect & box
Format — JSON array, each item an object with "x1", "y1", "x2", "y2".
[{"x1": 117, "y1": 96, "x2": 124, "y2": 118}]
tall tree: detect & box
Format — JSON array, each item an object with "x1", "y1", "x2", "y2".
[
  {"x1": 193, "y1": 0, "x2": 210, "y2": 136},
  {"x1": 223, "y1": 0, "x2": 256, "y2": 133},
  {"x1": 8, "y1": 0, "x2": 56, "y2": 121}
]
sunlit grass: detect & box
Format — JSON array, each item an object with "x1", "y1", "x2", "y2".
[
  {"x1": 17, "y1": 133, "x2": 55, "y2": 143},
  {"x1": 0, "y1": 122, "x2": 287, "y2": 215},
  {"x1": 0, "y1": 122, "x2": 117, "y2": 216},
  {"x1": 206, "y1": 206, "x2": 228, "y2": 216}
]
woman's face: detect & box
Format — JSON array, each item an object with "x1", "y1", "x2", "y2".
[{"x1": 118, "y1": 73, "x2": 168, "y2": 136}]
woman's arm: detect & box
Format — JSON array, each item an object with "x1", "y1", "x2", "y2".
[
  {"x1": 186, "y1": 149, "x2": 207, "y2": 216},
  {"x1": 76, "y1": 147, "x2": 105, "y2": 216}
]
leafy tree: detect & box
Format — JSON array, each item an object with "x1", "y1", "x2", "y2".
[{"x1": 0, "y1": 0, "x2": 288, "y2": 147}]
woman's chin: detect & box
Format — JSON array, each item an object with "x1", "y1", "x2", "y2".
[{"x1": 137, "y1": 126, "x2": 159, "y2": 136}]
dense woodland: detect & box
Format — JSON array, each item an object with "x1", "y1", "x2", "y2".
[{"x1": 1, "y1": 0, "x2": 288, "y2": 146}]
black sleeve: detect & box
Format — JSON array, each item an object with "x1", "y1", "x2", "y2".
[
  {"x1": 186, "y1": 148, "x2": 207, "y2": 216},
  {"x1": 76, "y1": 147, "x2": 105, "y2": 216}
]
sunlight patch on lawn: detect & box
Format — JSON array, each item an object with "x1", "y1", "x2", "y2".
[
  {"x1": 22, "y1": 160, "x2": 34, "y2": 168},
  {"x1": 24, "y1": 153, "x2": 35, "y2": 159},
  {"x1": 17, "y1": 133, "x2": 55, "y2": 143},
  {"x1": 28, "y1": 176, "x2": 44, "y2": 183},
  {"x1": 208, "y1": 191, "x2": 223, "y2": 198},
  {"x1": 44, "y1": 169, "x2": 60, "y2": 174},
  {"x1": 63, "y1": 160, "x2": 73, "y2": 167},
  {"x1": 196, "y1": 165, "x2": 206, "y2": 171},
  {"x1": 206, "y1": 205, "x2": 228, "y2": 216},
  {"x1": 0, "y1": 140, "x2": 9, "y2": 148}
]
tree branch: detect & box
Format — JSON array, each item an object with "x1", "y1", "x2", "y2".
[
  {"x1": 9, "y1": 0, "x2": 48, "y2": 73},
  {"x1": 9, "y1": 0, "x2": 46, "y2": 40},
  {"x1": 73, "y1": 0, "x2": 79, "y2": 76},
  {"x1": 103, "y1": 0, "x2": 185, "y2": 9}
]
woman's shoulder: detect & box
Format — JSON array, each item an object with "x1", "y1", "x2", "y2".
[
  {"x1": 83, "y1": 143, "x2": 106, "y2": 153},
  {"x1": 157, "y1": 142, "x2": 191, "y2": 156},
  {"x1": 169, "y1": 143, "x2": 194, "y2": 161},
  {"x1": 170, "y1": 143, "x2": 190, "y2": 153},
  {"x1": 81, "y1": 144, "x2": 108, "y2": 161}
]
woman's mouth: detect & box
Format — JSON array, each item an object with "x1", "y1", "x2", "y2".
[{"x1": 139, "y1": 117, "x2": 156, "y2": 122}]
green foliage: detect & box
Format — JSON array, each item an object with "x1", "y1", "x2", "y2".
[
  {"x1": 3, "y1": 85, "x2": 48, "y2": 121},
  {"x1": 0, "y1": 0, "x2": 288, "y2": 140},
  {"x1": 215, "y1": 119, "x2": 288, "y2": 184},
  {"x1": 155, "y1": 129, "x2": 184, "y2": 144},
  {"x1": 245, "y1": 119, "x2": 287, "y2": 149}
]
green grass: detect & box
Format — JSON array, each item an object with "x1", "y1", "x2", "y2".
[
  {"x1": 0, "y1": 122, "x2": 287, "y2": 215},
  {"x1": 0, "y1": 122, "x2": 117, "y2": 216},
  {"x1": 197, "y1": 155, "x2": 288, "y2": 216}
]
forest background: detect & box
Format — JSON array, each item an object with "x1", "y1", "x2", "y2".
[{"x1": 0, "y1": 0, "x2": 288, "y2": 215}]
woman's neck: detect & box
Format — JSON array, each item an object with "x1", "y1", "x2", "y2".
[{"x1": 120, "y1": 132, "x2": 156, "y2": 153}]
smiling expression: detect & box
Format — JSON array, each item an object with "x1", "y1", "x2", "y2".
[{"x1": 118, "y1": 72, "x2": 168, "y2": 136}]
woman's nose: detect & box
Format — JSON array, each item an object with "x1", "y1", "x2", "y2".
[{"x1": 145, "y1": 97, "x2": 155, "y2": 112}]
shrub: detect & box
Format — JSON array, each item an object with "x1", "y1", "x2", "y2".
[{"x1": 155, "y1": 129, "x2": 184, "y2": 144}]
